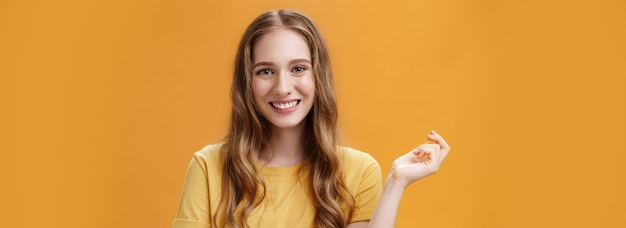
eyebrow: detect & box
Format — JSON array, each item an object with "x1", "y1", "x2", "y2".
[
  {"x1": 290, "y1": 59, "x2": 311, "y2": 65},
  {"x1": 252, "y1": 59, "x2": 311, "y2": 68}
]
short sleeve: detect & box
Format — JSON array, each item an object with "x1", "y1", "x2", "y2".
[
  {"x1": 350, "y1": 154, "x2": 383, "y2": 223},
  {"x1": 172, "y1": 155, "x2": 211, "y2": 228}
]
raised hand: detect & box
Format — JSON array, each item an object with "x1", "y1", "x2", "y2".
[{"x1": 389, "y1": 130, "x2": 451, "y2": 188}]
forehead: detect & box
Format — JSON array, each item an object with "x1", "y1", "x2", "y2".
[{"x1": 252, "y1": 28, "x2": 311, "y2": 64}]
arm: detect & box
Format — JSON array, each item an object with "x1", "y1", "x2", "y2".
[
  {"x1": 364, "y1": 130, "x2": 451, "y2": 228},
  {"x1": 348, "y1": 178, "x2": 406, "y2": 228},
  {"x1": 366, "y1": 177, "x2": 406, "y2": 228}
]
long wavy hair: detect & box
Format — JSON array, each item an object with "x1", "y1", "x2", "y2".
[{"x1": 214, "y1": 9, "x2": 355, "y2": 228}]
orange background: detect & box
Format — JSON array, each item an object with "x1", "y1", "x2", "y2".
[{"x1": 1, "y1": 0, "x2": 625, "y2": 227}]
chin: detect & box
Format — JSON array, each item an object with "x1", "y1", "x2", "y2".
[{"x1": 268, "y1": 119, "x2": 306, "y2": 129}]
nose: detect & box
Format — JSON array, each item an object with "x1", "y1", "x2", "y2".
[{"x1": 273, "y1": 70, "x2": 292, "y2": 96}]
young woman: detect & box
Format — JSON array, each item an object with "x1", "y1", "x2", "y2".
[{"x1": 173, "y1": 9, "x2": 451, "y2": 228}]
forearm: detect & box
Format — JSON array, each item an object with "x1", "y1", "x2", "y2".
[{"x1": 368, "y1": 176, "x2": 406, "y2": 228}]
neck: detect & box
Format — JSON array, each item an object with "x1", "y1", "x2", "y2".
[{"x1": 261, "y1": 122, "x2": 307, "y2": 167}]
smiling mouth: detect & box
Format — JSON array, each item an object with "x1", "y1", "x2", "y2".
[{"x1": 270, "y1": 100, "x2": 301, "y2": 110}]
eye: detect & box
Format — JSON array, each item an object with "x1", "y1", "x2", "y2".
[
  {"x1": 256, "y1": 69, "x2": 273, "y2": 76},
  {"x1": 292, "y1": 66, "x2": 307, "y2": 73}
]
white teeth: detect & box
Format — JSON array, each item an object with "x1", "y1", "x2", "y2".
[{"x1": 272, "y1": 100, "x2": 298, "y2": 109}]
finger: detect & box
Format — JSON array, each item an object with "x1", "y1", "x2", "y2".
[
  {"x1": 419, "y1": 142, "x2": 434, "y2": 148},
  {"x1": 430, "y1": 148, "x2": 443, "y2": 173},
  {"x1": 427, "y1": 131, "x2": 450, "y2": 163},
  {"x1": 427, "y1": 141, "x2": 442, "y2": 150},
  {"x1": 413, "y1": 149, "x2": 429, "y2": 161},
  {"x1": 413, "y1": 149, "x2": 425, "y2": 159},
  {"x1": 416, "y1": 143, "x2": 440, "y2": 151},
  {"x1": 427, "y1": 130, "x2": 451, "y2": 152},
  {"x1": 417, "y1": 141, "x2": 440, "y2": 148},
  {"x1": 415, "y1": 144, "x2": 438, "y2": 163},
  {"x1": 419, "y1": 147, "x2": 435, "y2": 162},
  {"x1": 412, "y1": 148, "x2": 422, "y2": 157}
]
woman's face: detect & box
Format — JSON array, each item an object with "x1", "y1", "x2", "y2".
[{"x1": 251, "y1": 28, "x2": 315, "y2": 130}]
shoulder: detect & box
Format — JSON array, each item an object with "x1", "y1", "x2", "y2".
[
  {"x1": 337, "y1": 146, "x2": 381, "y2": 175},
  {"x1": 189, "y1": 143, "x2": 224, "y2": 170},
  {"x1": 338, "y1": 146, "x2": 379, "y2": 166},
  {"x1": 193, "y1": 143, "x2": 223, "y2": 157}
]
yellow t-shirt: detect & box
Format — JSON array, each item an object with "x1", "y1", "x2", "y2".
[{"x1": 172, "y1": 144, "x2": 382, "y2": 228}]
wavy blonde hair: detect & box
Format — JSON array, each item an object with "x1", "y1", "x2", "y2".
[{"x1": 214, "y1": 9, "x2": 355, "y2": 228}]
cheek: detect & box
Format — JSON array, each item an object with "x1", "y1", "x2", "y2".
[
  {"x1": 302, "y1": 75, "x2": 316, "y2": 96},
  {"x1": 251, "y1": 79, "x2": 266, "y2": 101}
]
